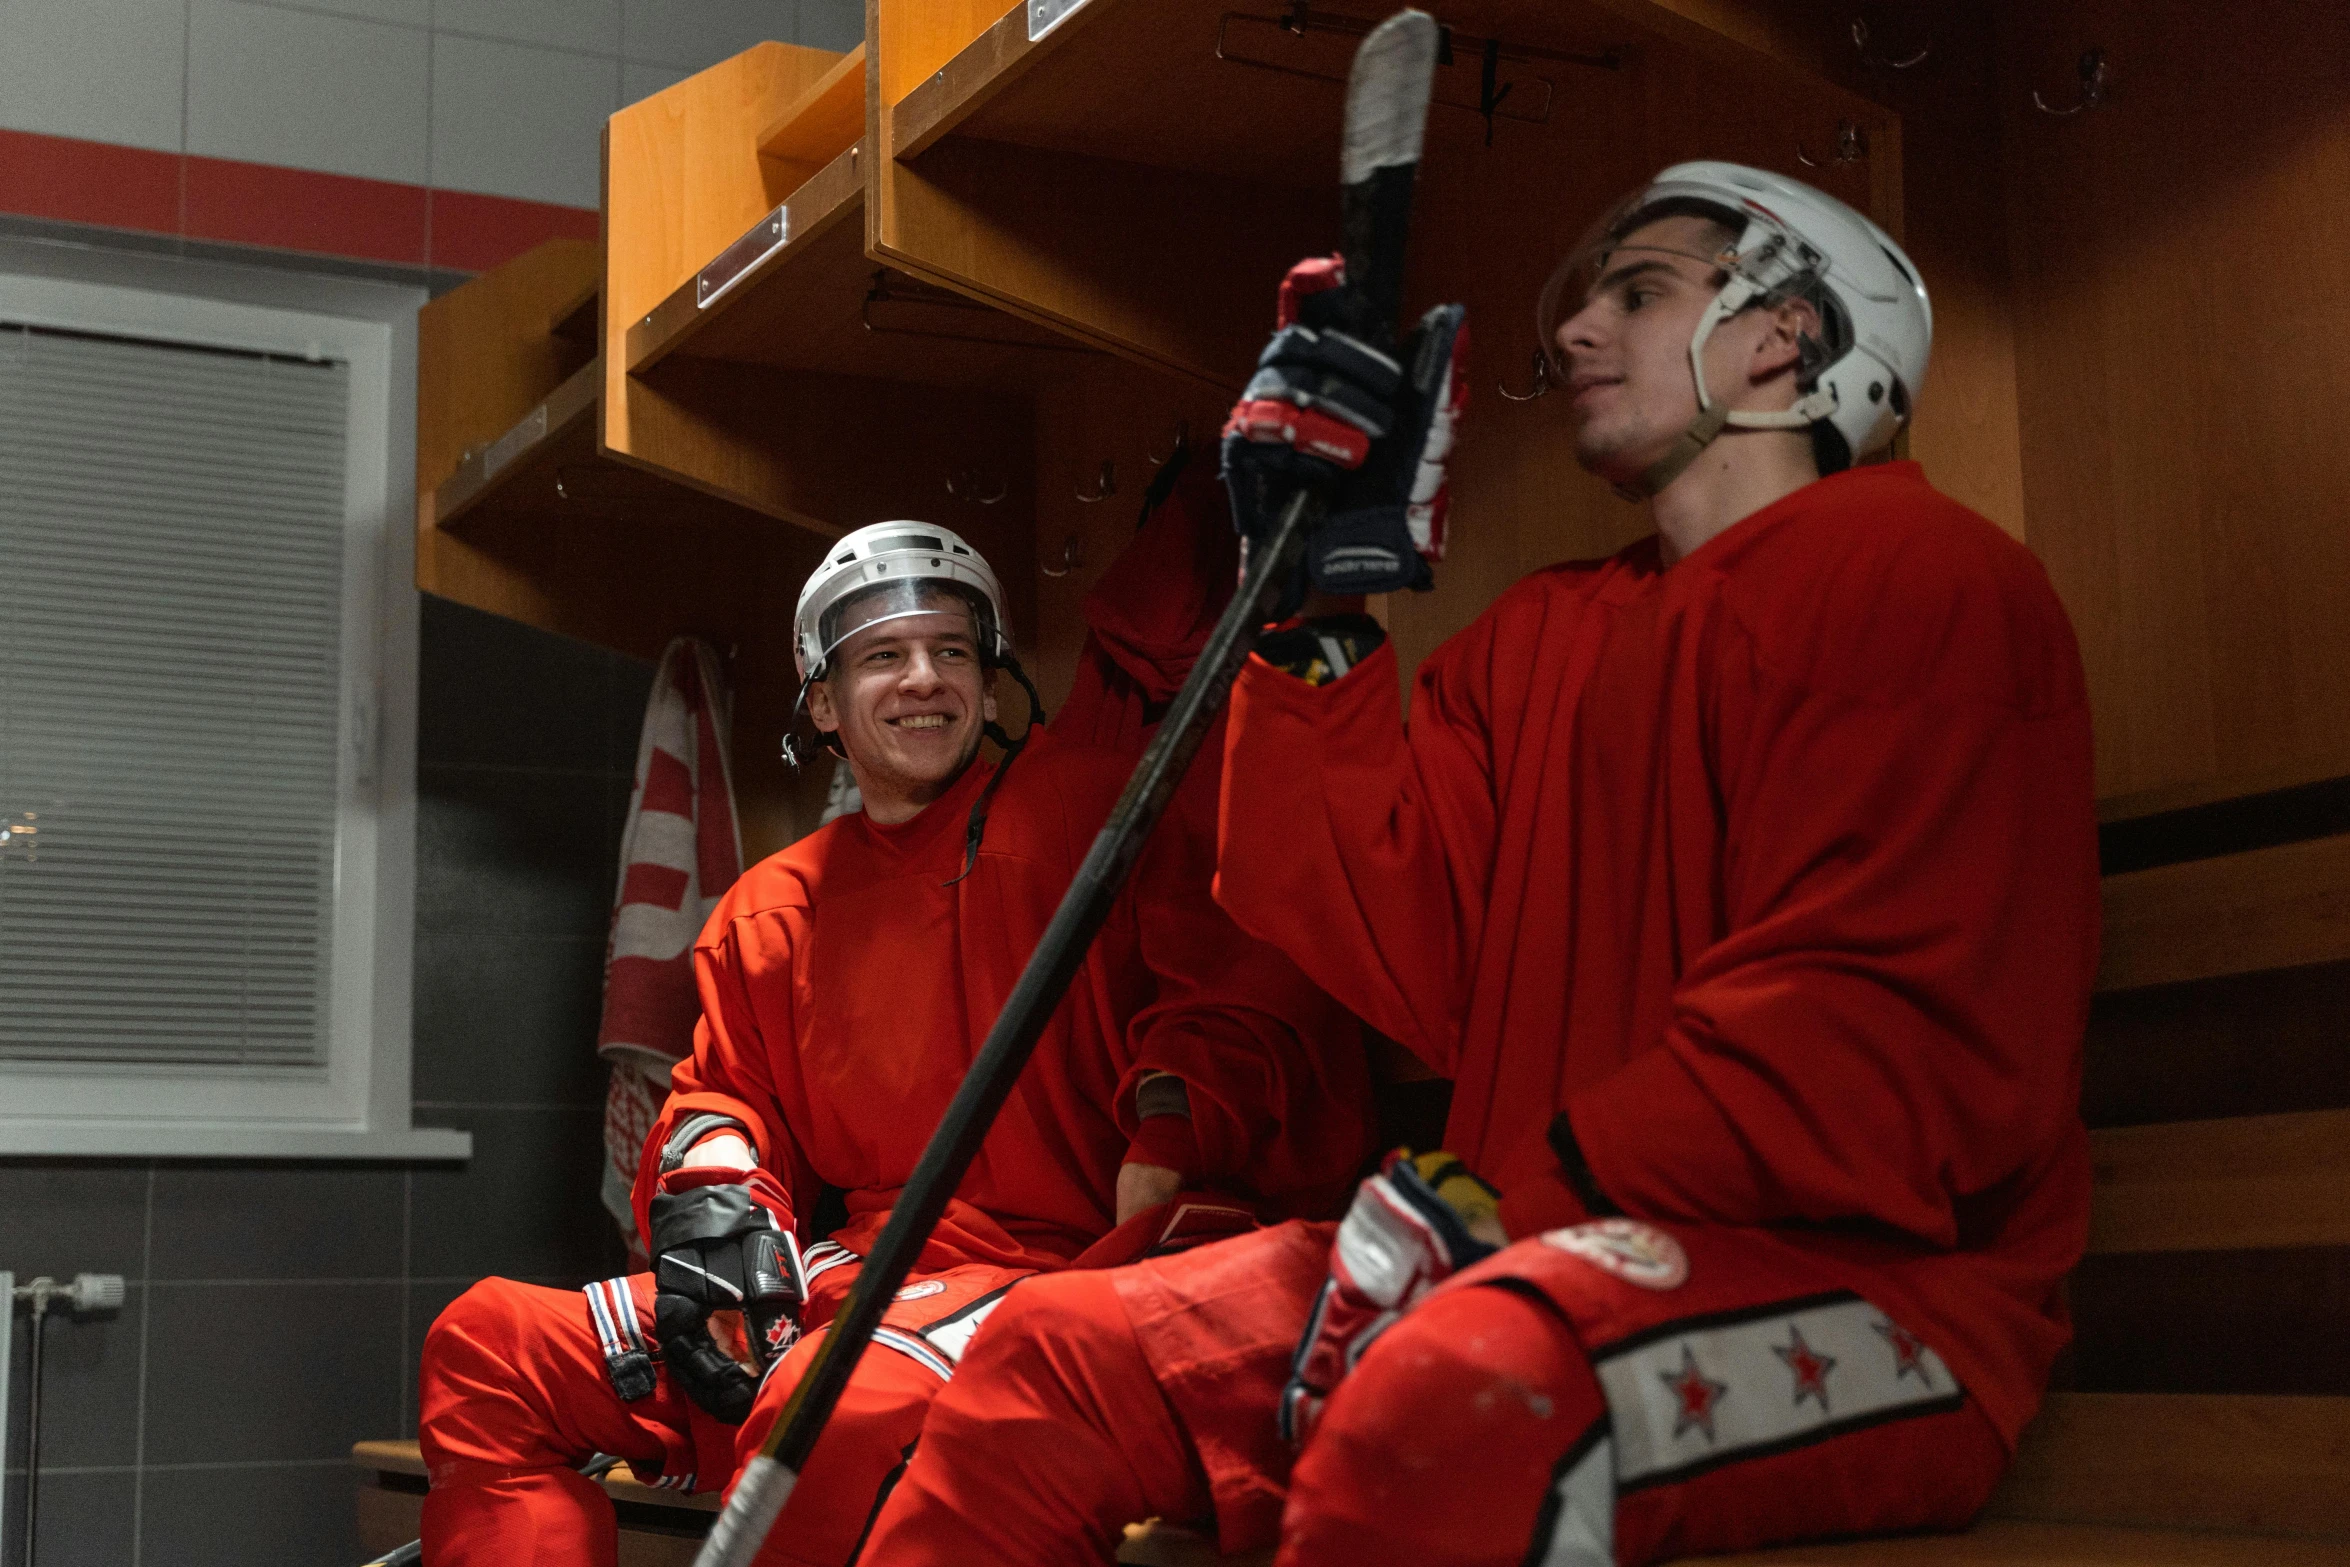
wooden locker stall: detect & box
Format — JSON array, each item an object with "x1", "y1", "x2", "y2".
[
  {"x1": 865, "y1": 0, "x2": 1898, "y2": 683},
  {"x1": 393, "y1": 0, "x2": 2350, "y2": 1558}
]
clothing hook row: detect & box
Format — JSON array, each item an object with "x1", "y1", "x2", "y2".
[
  {"x1": 1039, "y1": 533, "x2": 1086, "y2": 578},
  {"x1": 1075, "y1": 459, "x2": 1118, "y2": 503},
  {"x1": 1499, "y1": 347, "x2": 1552, "y2": 402},
  {"x1": 2033, "y1": 47, "x2": 2109, "y2": 116},
  {"x1": 946, "y1": 469, "x2": 1008, "y2": 505},
  {"x1": 1147, "y1": 421, "x2": 1190, "y2": 466},
  {"x1": 1797, "y1": 120, "x2": 1868, "y2": 168},
  {"x1": 1850, "y1": 10, "x2": 1931, "y2": 70}
]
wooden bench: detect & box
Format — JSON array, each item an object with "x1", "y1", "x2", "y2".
[{"x1": 358, "y1": 804, "x2": 2350, "y2": 1564}]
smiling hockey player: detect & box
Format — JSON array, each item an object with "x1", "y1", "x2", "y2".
[
  {"x1": 859, "y1": 162, "x2": 2099, "y2": 1566},
  {"x1": 415, "y1": 521, "x2": 1369, "y2": 1567}
]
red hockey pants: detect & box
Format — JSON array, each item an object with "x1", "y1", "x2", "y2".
[
  {"x1": 418, "y1": 1264, "x2": 1021, "y2": 1567},
  {"x1": 860, "y1": 1221, "x2": 2010, "y2": 1566}
]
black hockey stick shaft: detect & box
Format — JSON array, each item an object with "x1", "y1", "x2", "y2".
[
  {"x1": 693, "y1": 492, "x2": 1316, "y2": 1567},
  {"x1": 693, "y1": 15, "x2": 1437, "y2": 1565}
]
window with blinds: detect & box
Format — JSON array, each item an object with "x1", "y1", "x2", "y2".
[{"x1": 0, "y1": 324, "x2": 352, "y2": 1072}]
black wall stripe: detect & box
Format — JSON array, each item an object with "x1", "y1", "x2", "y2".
[
  {"x1": 2065, "y1": 1246, "x2": 2350, "y2": 1395},
  {"x1": 2100, "y1": 773, "x2": 2350, "y2": 875}
]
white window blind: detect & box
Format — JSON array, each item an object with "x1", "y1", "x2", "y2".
[
  {"x1": 0, "y1": 324, "x2": 352, "y2": 1071},
  {"x1": 0, "y1": 249, "x2": 462, "y2": 1159}
]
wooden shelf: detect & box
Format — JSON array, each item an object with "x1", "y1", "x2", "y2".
[
  {"x1": 434, "y1": 356, "x2": 598, "y2": 528},
  {"x1": 2099, "y1": 833, "x2": 2350, "y2": 992},
  {"x1": 760, "y1": 42, "x2": 866, "y2": 164}
]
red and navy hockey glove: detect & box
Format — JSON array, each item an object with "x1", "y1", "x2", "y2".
[
  {"x1": 1280, "y1": 1149, "x2": 1500, "y2": 1448},
  {"x1": 1222, "y1": 254, "x2": 1469, "y2": 598},
  {"x1": 647, "y1": 1164, "x2": 806, "y2": 1424}
]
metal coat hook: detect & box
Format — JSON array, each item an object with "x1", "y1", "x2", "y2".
[
  {"x1": 1798, "y1": 120, "x2": 1869, "y2": 168},
  {"x1": 1040, "y1": 533, "x2": 1087, "y2": 577},
  {"x1": 1147, "y1": 421, "x2": 1191, "y2": 466},
  {"x1": 945, "y1": 469, "x2": 1008, "y2": 505},
  {"x1": 2034, "y1": 47, "x2": 2109, "y2": 116},
  {"x1": 1851, "y1": 11, "x2": 1930, "y2": 70},
  {"x1": 1499, "y1": 347, "x2": 1552, "y2": 402},
  {"x1": 1075, "y1": 459, "x2": 1118, "y2": 502}
]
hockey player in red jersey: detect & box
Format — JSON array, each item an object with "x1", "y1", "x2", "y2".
[
  {"x1": 859, "y1": 162, "x2": 2099, "y2": 1566},
  {"x1": 415, "y1": 520, "x2": 1371, "y2": 1567}
]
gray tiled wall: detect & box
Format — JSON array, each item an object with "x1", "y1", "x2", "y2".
[{"x1": 0, "y1": 594, "x2": 650, "y2": 1566}]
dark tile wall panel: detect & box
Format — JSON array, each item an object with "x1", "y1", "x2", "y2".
[
  {"x1": 148, "y1": 1166, "x2": 405, "y2": 1281},
  {"x1": 410, "y1": 932, "x2": 608, "y2": 1108},
  {"x1": 415, "y1": 767, "x2": 621, "y2": 939},
  {"x1": 0, "y1": 1166, "x2": 149, "y2": 1279},
  {"x1": 1, "y1": 1468, "x2": 139, "y2": 1567},
  {"x1": 141, "y1": 1462, "x2": 365, "y2": 1567},
  {"x1": 410, "y1": 1107, "x2": 621, "y2": 1284},
  {"x1": 143, "y1": 1283, "x2": 404, "y2": 1466}
]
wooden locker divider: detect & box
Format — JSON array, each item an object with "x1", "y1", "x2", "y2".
[{"x1": 417, "y1": 237, "x2": 794, "y2": 668}]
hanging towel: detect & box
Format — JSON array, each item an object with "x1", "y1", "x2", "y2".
[{"x1": 598, "y1": 638, "x2": 743, "y2": 1260}]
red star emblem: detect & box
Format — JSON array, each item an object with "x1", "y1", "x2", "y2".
[
  {"x1": 1660, "y1": 1343, "x2": 1727, "y2": 1442},
  {"x1": 1872, "y1": 1318, "x2": 1932, "y2": 1386},
  {"x1": 1773, "y1": 1324, "x2": 1838, "y2": 1413}
]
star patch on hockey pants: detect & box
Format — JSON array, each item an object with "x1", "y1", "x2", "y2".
[{"x1": 858, "y1": 1220, "x2": 2013, "y2": 1567}]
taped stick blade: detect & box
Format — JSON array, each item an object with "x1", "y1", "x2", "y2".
[{"x1": 1341, "y1": 9, "x2": 1440, "y2": 186}]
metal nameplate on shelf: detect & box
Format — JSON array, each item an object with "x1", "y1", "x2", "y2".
[
  {"x1": 482, "y1": 403, "x2": 548, "y2": 481},
  {"x1": 698, "y1": 207, "x2": 790, "y2": 310},
  {"x1": 1028, "y1": 0, "x2": 1089, "y2": 42}
]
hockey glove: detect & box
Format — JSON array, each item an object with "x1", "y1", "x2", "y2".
[
  {"x1": 1254, "y1": 613, "x2": 1387, "y2": 687},
  {"x1": 1222, "y1": 254, "x2": 1469, "y2": 598},
  {"x1": 1280, "y1": 1149, "x2": 1500, "y2": 1448},
  {"x1": 647, "y1": 1165, "x2": 806, "y2": 1425}
]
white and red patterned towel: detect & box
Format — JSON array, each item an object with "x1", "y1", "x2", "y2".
[{"x1": 598, "y1": 638, "x2": 742, "y2": 1260}]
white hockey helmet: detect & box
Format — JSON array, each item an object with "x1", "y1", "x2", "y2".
[
  {"x1": 793, "y1": 520, "x2": 1010, "y2": 683},
  {"x1": 1538, "y1": 160, "x2": 1932, "y2": 496}
]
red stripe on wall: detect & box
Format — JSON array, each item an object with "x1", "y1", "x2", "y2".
[
  {"x1": 0, "y1": 131, "x2": 594, "y2": 275},
  {"x1": 185, "y1": 155, "x2": 430, "y2": 266},
  {"x1": 429, "y1": 188, "x2": 599, "y2": 274},
  {"x1": 0, "y1": 129, "x2": 180, "y2": 235}
]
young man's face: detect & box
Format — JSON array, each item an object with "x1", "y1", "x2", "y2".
[
  {"x1": 806, "y1": 600, "x2": 997, "y2": 810},
  {"x1": 1551, "y1": 214, "x2": 1743, "y2": 487}
]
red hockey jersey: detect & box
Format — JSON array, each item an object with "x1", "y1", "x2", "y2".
[
  {"x1": 1216, "y1": 462, "x2": 2098, "y2": 1445},
  {"x1": 636, "y1": 725, "x2": 1372, "y2": 1276}
]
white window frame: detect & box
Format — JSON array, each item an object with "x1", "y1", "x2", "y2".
[{"x1": 0, "y1": 240, "x2": 466, "y2": 1159}]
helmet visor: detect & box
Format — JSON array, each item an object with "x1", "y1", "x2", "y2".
[
  {"x1": 1535, "y1": 190, "x2": 1752, "y2": 381},
  {"x1": 813, "y1": 579, "x2": 996, "y2": 677}
]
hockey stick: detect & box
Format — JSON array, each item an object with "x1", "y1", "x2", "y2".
[{"x1": 690, "y1": 14, "x2": 1441, "y2": 1566}]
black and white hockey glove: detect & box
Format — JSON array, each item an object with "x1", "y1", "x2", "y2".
[
  {"x1": 1222, "y1": 254, "x2": 1469, "y2": 598},
  {"x1": 1281, "y1": 1150, "x2": 1500, "y2": 1448},
  {"x1": 647, "y1": 1165, "x2": 806, "y2": 1425}
]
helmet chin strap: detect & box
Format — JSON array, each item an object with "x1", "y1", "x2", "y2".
[{"x1": 1615, "y1": 272, "x2": 1840, "y2": 502}]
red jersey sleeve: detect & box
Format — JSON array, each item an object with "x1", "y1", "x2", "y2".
[
  {"x1": 630, "y1": 912, "x2": 822, "y2": 1247},
  {"x1": 1119, "y1": 732, "x2": 1373, "y2": 1213},
  {"x1": 1566, "y1": 535, "x2": 2100, "y2": 1247},
  {"x1": 1214, "y1": 619, "x2": 1503, "y2": 1079}
]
